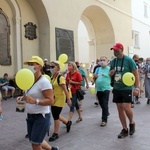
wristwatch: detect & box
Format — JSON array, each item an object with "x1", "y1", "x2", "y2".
[{"x1": 36, "y1": 99, "x2": 40, "y2": 105}]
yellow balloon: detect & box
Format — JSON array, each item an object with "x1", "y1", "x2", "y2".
[
  {"x1": 82, "y1": 64, "x2": 86, "y2": 68},
  {"x1": 60, "y1": 63, "x2": 65, "y2": 71},
  {"x1": 122, "y1": 72, "x2": 135, "y2": 86},
  {"x1": 43, "y1": 74, "x2": 51, "y2": 82},
  {"x1": 15, "y1": 69, "x2": 34, "y2": 90},
  {"x1": 89, "y1": 73, "x2": 93, "y2": 78},
  {"x1": 58, "y1": 54, "x2": 68, "y2": 63},
  {"x1": 89, "y1": 87, "x2": 96, "y2": 94}
]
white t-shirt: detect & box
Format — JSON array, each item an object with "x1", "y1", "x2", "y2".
[{"x1": 25, "y1": 76, "x2": 52, "y2": 114}]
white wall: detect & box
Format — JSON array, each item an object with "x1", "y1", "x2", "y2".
[
  {"x1": 132, "y1": 0, "x2": 150, "y2": 59},
  {"x1": 78, "y1": 21, "x2": 89, "y2": 63}
]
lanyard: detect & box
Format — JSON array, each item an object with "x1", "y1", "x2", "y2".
[
  {"x1": 115, "y1": 56, "x2": 124, "y2": 73},
  {"x1": 26, "y1": 75, "x2": 42, "y2": 94}
]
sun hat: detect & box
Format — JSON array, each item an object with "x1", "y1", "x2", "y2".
[{"x1": 24, "y1": 56, "x2": 44, "y2": 67}]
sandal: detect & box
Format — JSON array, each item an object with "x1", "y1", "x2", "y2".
[{"x1": 76, "y1": 118, "x2": 82, "y2": 123}]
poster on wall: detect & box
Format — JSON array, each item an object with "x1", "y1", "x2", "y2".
[
  {"x1": 55, "y1": 28, "x2": 74, "y2": 62},
  {"x1": 0, "y1": 8, "x2": 11, "y2": 65}
]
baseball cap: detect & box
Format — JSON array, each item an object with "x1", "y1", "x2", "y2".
[
  {"x1": 24, "y1": 56, "x2": 44, "y2": 67},
  {"x1": 44, "y1": 58, "x2": 48, "y2": 62},
  {"x1": 110, "y1": 43, "x2": 124, "y2": 51}
]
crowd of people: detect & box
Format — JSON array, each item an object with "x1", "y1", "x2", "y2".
[{"x1": 1, "y1": 42, "x2": 150, "y2": 150}]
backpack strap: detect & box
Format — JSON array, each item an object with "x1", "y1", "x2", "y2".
[
  {"x1": 57, "y1": 74, "x2": 62, "y2": 86},
  {"x1": 111, "y1": 58, "x2": 116, "y2": 70},
  {"x1": 57, "y1": 74, "x2": 69, "y2": 91}
]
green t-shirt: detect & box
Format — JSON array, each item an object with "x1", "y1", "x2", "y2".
[
  {"x1": 78, "y1": 67, "x2": 86, "y2": 87},
  {"x1": 110, "y1": 55, "x2": 137, "y2": 90},
  {"x1": 94, "y1": 66, "x2": 111, "y2": 91},
  {"x1": 0, "y1": 78, "x2": 8, "y2": 85}
]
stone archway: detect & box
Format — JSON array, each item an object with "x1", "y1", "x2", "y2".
[{"x1": 79, "y1": 5, "x2": 115, "y2": 62}]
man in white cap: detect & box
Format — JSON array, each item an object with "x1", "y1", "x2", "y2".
[{"x1": 43, "y1": 59, "x2": 51, "y2": 77}]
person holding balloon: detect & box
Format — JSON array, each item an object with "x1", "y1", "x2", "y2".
[
  {"x1": 48, "y1": 61, "x2": 72, "y2": 142},
  {"x1": 66, "y1": 62, "x2": 83, "y2": 123},
  {"x1": 110, "y1": 43, "x2": 140, "y2": 139},
  {"x1": 16, "y1": 56, "x2": 59, "y2": 150}
]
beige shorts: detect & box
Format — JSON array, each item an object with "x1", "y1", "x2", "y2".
[{"x1": 140, "y1": 79, "x2": 144, "y2": 91}]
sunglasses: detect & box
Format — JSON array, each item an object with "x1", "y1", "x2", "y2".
[{"x1": 50, "y1": 66, "x2": 55, "y2": 68}]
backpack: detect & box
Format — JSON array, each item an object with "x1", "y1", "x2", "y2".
[{"x1": 55, "y1": 74, "x2": 72, "y2": 98}]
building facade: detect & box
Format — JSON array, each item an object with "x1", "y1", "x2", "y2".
[
  {"x1": 0, "y1": 0, "x2": 143, "y2": 77},
  {"x1": 131, "y1": 0, "x2": 150, "y2": 59}
]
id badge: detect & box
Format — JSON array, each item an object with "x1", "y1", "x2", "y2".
[
  {"x1": 115, "y1": 73, "x2": 121, "y2": 82},
  {"x1": 147, "y1": 73, "x2": 150, "y2": 78}
]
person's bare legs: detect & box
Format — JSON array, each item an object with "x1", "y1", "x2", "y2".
[
  {"x1": 116, "y1": 103, "x2": 127, "y2": 129},
  {"x1": 77, "y1": 109, "x2": 82, "y2": 119},
  {"x1": 123, "y1": 103, "x2": 134, "y2": 124},
  {"x1": 68, "y1": 112, "x2": 74, "y2": 121},
  {"x1": 54, "y1": 120, "x2": 60, "y2": 134},
  {"x1": 3, "y1": 88, "x2": 8, "y2": 97},
  {"x1": 117, "y1": 103, "x2": 134, "y2": 128},
  {"x1": 41, "y1": 140, "x2": 52, "y2": 150},
  {"x1": 32, "y1": 144, "x2": 42, "y2": 150},
  {"x1": 11, "y1": 87, "x2": 15, "y2": 96},
  {"x1": 32, "y1": 140, "x2": 52, "y2": 150},
  {"x1": 59, "y1": 115, "x2": 68, "y2": 124}
]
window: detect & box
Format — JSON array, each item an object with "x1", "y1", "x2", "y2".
[
  {"x1": 132, "y1": 30, "x2": 140, "y2": 48},
  {"x1": 144, "y1": 3, "x2": 148, "y2": 18}
]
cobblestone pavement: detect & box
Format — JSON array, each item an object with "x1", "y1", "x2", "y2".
[{"x1": 0, "y1": 89, "x2": 150, "y2": 150}]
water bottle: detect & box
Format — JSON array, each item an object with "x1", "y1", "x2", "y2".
[{"x1": 0, "y1": 114, "x2": 4, "y2": 120}]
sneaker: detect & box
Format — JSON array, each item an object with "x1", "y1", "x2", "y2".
[
  {"x1": 76, "y1": 118, "x2": 82, "y2": 123},
  {"x1": 100, "y1": 122, "x2": 107, "y2": 127},
  {"x1": 129, "y1": 122, "x2": 135, "y2": 135},
  {"x1": 118, "y1": 129, "x2": 128, "y2": 139},
  {"x1": 94, "y1": 102, "x2": 98, "y2": 106},
  {"x1": 52, "y1": 146, "x2": 59, "y2": 150},
  {"x1": 25, "y1": 134, "x2": 28, "y2": 138},
  {"x1": 66, "y1": 121, "x2": 72, "y2": 133},
  {"x1": 107, "y1": 112, "x2": 110, "y2": 117},
  {"x1": 49, "y1": 133, "x2": 59, "y2": 142}
]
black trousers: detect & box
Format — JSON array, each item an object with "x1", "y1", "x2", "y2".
[{"x1": 97, "y1": 90, "x2": 110, "y2": 122}]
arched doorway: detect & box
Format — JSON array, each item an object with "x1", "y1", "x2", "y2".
[{"x1": 78, "y1": 5, "x2": 115, "y2": 64}]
